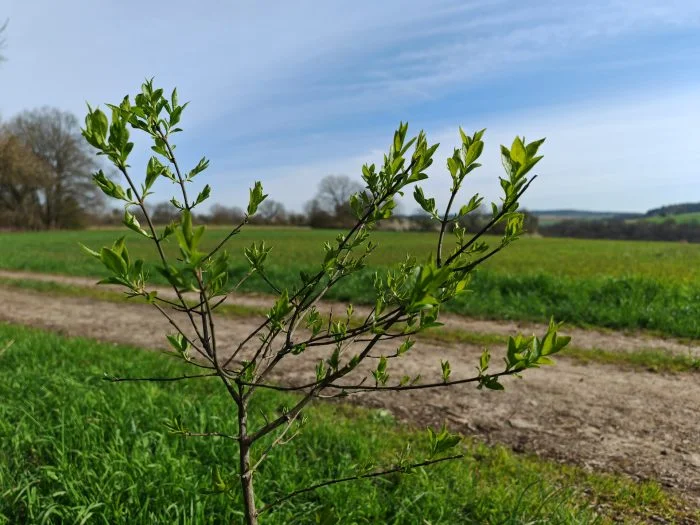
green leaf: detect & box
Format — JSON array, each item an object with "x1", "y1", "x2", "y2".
[
  {"x1": 79, "y1": 243, "x2": 100, "y2": 258},
  {"x1": 428, "y1": 425, "x2": 462, "y2": 458},
  {"x1": 464, "y1": 139, "x2": 484, "y2": 166},
  {"x1": 372, "y1": 356, "x2": 389, "y2": 386},
  {"x1": 100, "y1": 247, "x2": 127, "y2": 276},
  {"x1": 145, "y1": 157, "x2": 164, "y2": 190},
  {"x1": 481, "y1": 375, "x2": 504, "y2": 391},
  {"x1": 92, "y1": 170, "x2": 127, "y2": 201},
  {"x1": 123, "y1": 210, "x2": 152, "y2": 238},
  {"x1": 441, "y1": 360, "x2": 451, "y2": 382},
  {"x1": 187, "y1": 157, "x2": 210, "y2": 180},
  {"x1": 413, "y1": 186, "x2": 437, "y2": 217},
  {"x1": 247, "y1": 181, "x2": 267, "y2": 216},
  {"x1": 510, "y1": 137, "x2": 526, "y2": 165},
  {"x1": 479, "y1": 349, "x2": 490, "y2": 372},
  {"x1": 193, "y1": 184, "x2": 211, "y2": 207}
]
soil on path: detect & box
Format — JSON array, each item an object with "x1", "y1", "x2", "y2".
[
  {"x1": 1, "y1": 282, "x2": 699, "y2": 508},
  {"x1": 1, "y1": 269, "x2": 697, "y2": 357}
]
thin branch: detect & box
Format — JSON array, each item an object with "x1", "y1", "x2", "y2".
[
  {"x1": 443, "y1": 175, "x2": 536, "y2": 267},
  {"x1": 248, "y1": 321, "x2": 395, "y2": 443},
  {"x1": 105, "y1": 372, "x2": 217, "y2": 383},
  {"x1": 437, "y1": 185, "x2": 460, "y2": 267},
  {"x1": 205, "y1": 218, "x2": 248, "y2": 262},
  {"x1": 328, "y1": 368, "x2": 519, "y2": 392},
  {"x1": 152, "y1": 302, "x2": 211, "y2": 362},
  {"x1": 117, "y1": 165, "x2": 205, "y2": 344},
  {"x1": 258, "y1": 454, "x2": 464, "y2": 514},
  {"x1": 178, "y1": 431, "x2": 239, "y2": 440}
]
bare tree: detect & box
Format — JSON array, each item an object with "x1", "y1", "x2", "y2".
[
  {"x1": 204, "y1": 204, "x2": 246, "y2": 225},
  {"x1": 9, "y1": 108, "x2": 101, "y2": 228},
  {"x1": 255, "y1": 199, "x2": 286, "y2": 224},
  {"x1": 315, "y1": 174, "x2": 364, "y2": 214},
  {"x1": 0, "y1": 130, "x2": 45, "y2": 228},
  {"x1": 151, "y1": 201, "x2": 180, "y2": 225}
]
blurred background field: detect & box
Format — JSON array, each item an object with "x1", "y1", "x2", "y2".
[{"x1": 3, "y1": 227, "x2": 699, "y2": 338}]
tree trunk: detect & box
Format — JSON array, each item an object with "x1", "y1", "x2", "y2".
[{"x1": 238, "y1": 407, "x2": 258, "y2": 525}]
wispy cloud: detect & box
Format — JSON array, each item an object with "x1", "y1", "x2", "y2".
[
  {"x1": 206, "y1": 84, "x2": 700, "y2": 213},
  {"x1": 2, "y1": 0, "x2": 699, "y2": 212}
]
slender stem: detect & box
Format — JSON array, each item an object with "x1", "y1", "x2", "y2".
[
  {"x1": 258, "y1": 454, "x2": 464, "y2": 514},
  {"x1": 443, "y1": 176, "x2": 536, "y2": 268},
  {"x1": 205, "y1": 217, "x2": 248, "y2": 261},
  {"x1": 106, "y1": 372, "x2": 216, "y2": 383},
  {"x1": 156, "y1": 127, "x2": 191, "y2": 210},
  {"x1": 117, "y1": 165, "x2": 205, "y2": 344},
  {"x1": 328, "y1": 368, "x2": 519, "y2": 392},
  {"x1": 237, "y1": 397, "x2": 259, "y2": 525},
  {"x1": 240, "y1": 367, "x2": 519, "y2": 393},
  {"x1": 437, "y1": 186, "x2": 459, "y2": 267},
  {"x1": 179, "y1": 431, "x2": 239, "y2": 440}
]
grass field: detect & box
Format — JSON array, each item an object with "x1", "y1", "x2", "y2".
[
  {"x1": 2, "y1": 228, "x2": 700, "y2": 338},
  {"x1": 0, "y1": 323, "x2": 688, "y2": 524}
]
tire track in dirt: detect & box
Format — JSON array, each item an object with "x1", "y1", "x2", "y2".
[
  {"x1": 1, "y1": 269, "x2": 697, "y2": 357},
  {"x1": 0, "y1": 285, "x2": 698, "y2": 507}
]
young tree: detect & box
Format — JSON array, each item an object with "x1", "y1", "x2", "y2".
[
  {"x1": 9, "y1": 107, "x2": 101, "y2": 228},
  {"x1": 82, "y1": 80, "x2": 570, "y2": 524}
]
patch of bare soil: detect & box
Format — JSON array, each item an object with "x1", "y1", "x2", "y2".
[
  {"x1": 0, "y1": 283, "x2": 698, "y2": 509},
  {"x1": 1, "y1": 269, "x2": 697, "y2": 357}
]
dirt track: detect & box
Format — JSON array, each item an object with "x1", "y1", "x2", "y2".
[{"x1": 0, "y1": 275, "x2": 699, "y2": 508}]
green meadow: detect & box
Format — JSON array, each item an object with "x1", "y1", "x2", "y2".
[
  {"x1": 2, "y1": 227, "x2": 700, "y2": 337},
  {"x1": 0, "y1": 324, "x2": 688, "y2": 524}
]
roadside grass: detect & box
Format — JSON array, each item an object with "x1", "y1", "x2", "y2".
[
  {"x1": 2, "y1": 228, "x2": 700, "y2": 338},
  {"x1": 0, "y1": 278, "x2": 700, "y2": 373},
  {"x1": 2, "y1": 277, "x2": 698, "y2": 374},
  {"x1": 0, "y1": 323, "x2": 694, "y2": 524}
]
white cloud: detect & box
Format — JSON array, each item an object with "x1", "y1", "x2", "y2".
[{"x1": 208, "y1": 84, "x2": 700, "y2": 213}]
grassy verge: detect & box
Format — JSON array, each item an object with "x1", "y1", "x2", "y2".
[
  {"x1": 2, "y1": 277, "x2": 699, "y2": 374},
  {"x1": 0, "y1": 323, "x2": 694, "y2": 524},
  {"x1": 2, "y1": 229, "x2": 700, "y2": 339}
]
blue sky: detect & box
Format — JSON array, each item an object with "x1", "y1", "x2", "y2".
[{"x1": 2, "y1": 0, "x2": 700, "y2": 213}]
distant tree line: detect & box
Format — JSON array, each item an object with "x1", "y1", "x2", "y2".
[
  {"x1": 538, "y1": 218, "x2": 700, "y2": 242},
  {"x1": 88, "y1": 174, "x2": 369, "y2": 230},
  {"x1": 645, "y1": 202, "x2": 700, "y2": 218}
]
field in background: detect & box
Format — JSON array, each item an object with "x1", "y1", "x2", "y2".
[{"x1": 2, "y1": 228, "x2": 700, "y2": 337}]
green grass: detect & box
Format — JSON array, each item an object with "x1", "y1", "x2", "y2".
[
  {"x1": 2, "y1": 228, "x2": 700, "y2": 337},
  {"x1": 0, "y1": 324, "x2": 693, "y2": 524},
  {"x1": 3, "y1": 277, "x2": 699, "y2": 374}
]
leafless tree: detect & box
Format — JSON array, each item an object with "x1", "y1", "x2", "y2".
[
  {"x1": 8, "y1": 108, "x2": 101, "y2": 228},
  {"x1": 0, "y1": 130, "x2": 45, "y2": 228},
  {"x1": 255, "y1": 199, "x2": 287, "y2": 224},
  {"x1": 151, "y1": 201, "x2": 180, "y2": 225},
  {"x1": 315, "y1": 174, "x2": 364, "y2": 215},
  {"x1": 204, "y1": 204, "x2": 246, "y2": 225}
]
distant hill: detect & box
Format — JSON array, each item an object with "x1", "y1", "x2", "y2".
[
  {"x1": 645, "y1": 202, "x2": 700, "y2": 218},
  {"x1": 644, "y1": 211, "x2": 700, "y2": 225},
  {"x1": 530, "y1": 209, "x2": 642, "y2": 225}
]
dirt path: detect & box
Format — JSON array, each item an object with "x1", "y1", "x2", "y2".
[
  {"x1": 1, "y1": 284, "x2": 699, "y2": 507},
  {"x1": 1, "y1": 269, "x2": 698, "y2": 357}
]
